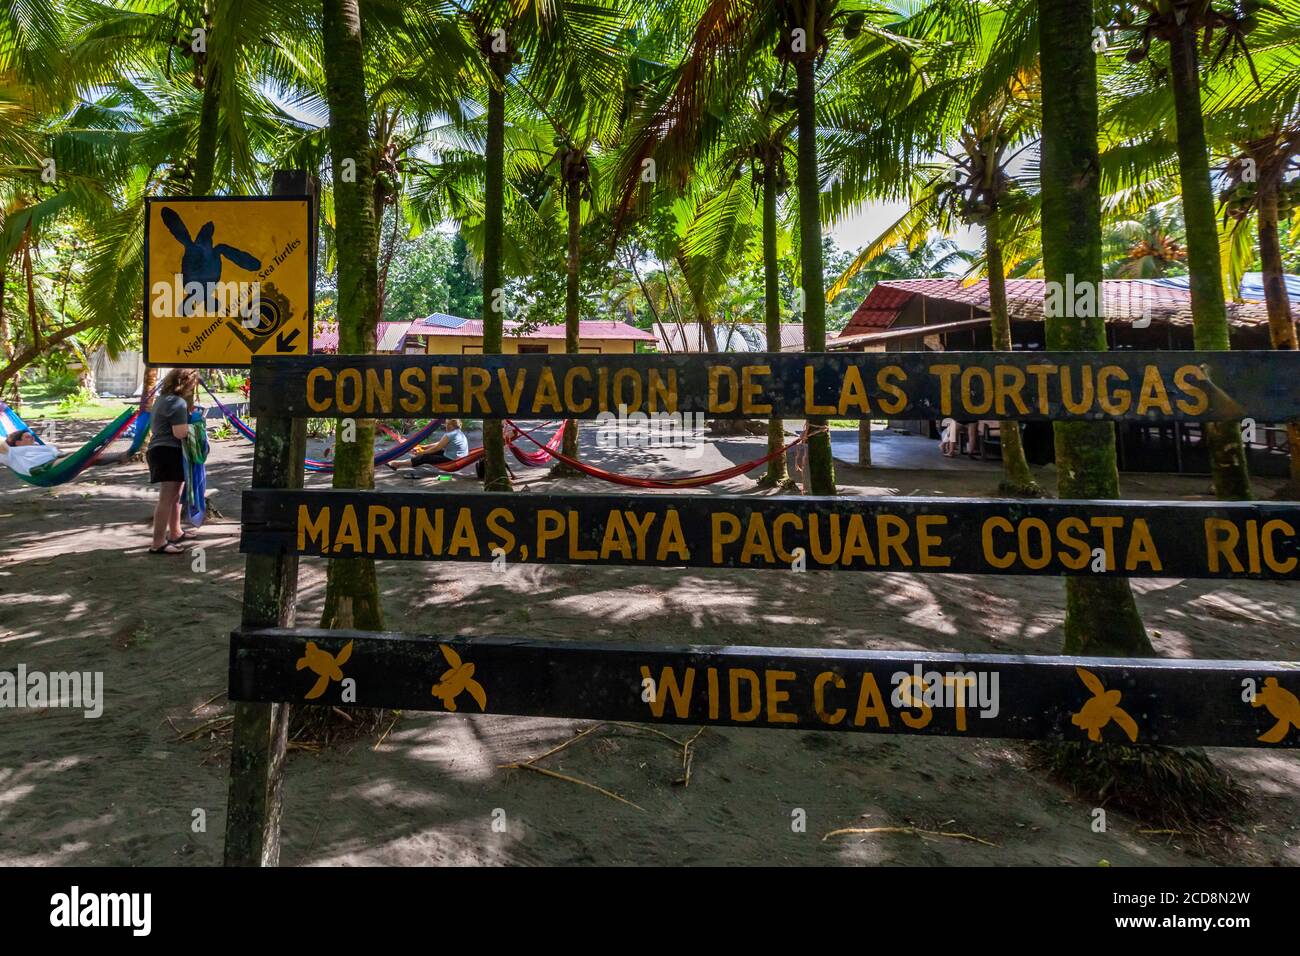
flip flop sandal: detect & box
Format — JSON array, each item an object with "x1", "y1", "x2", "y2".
[
  {"x1": 168, "y1": 531, "x2": 198, "y2": 544},
  {"x1": 149, "y1": 543, "x2": 186, "y2": 555}
]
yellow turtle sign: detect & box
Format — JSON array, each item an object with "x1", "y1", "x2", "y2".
[{"x1": 144, "y1": 195, "x2": 314, "y2": 367}]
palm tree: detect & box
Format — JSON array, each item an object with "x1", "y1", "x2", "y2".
[
  {"x1": 507, "y1": 13, "x2": 636, "y2": 472},
  {"x1": 826, "y1": 2, "x2": 1042, "y2": 495},
  {"x1": 318, "y1": 0, "x2": 383, "y2": 630},
  {"x1": 612, "y1": 1, "x2": 916, "y2": 495},
  {"x1": 1103, "y1": 201, "x2": 1188, "y2": 277},
  {"x1": 1205, "y1": 5, "x2": 1300, "y2": 491},
  {"x1": 1107, "y1": 0, "x2": 1253, "y2": 500},
  {"x1": 1098, "y1": 1, "x2": 1300, "y2": 488},
  {"x1": 1040, "y1": 0, "x2": 1150, "y2": 657},
  {"x1": 446, "y1": 0, "x2": 630, "y2": 491}
]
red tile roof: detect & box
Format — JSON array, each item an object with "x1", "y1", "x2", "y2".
[
  {"x1": 842, "y1": 283, "x2": 922, "y2": 334},
  {"x1": 836, "y1": 278, "x2": 1284, "y2": 337}
]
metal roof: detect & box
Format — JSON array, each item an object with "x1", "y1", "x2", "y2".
[{"x1": 653, "y1": 322, "x2": 806, "y2": 352}]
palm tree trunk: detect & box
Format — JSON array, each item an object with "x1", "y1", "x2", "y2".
[
  {"x1": 191, "y1": 61, "x2": 221, "y2": 195},
  {"x1": 23, "y1": 238, "x2": 39, "y2": 349},
  {"x1": 559, "y1": 172, "x2": 581, "y2": 469},
  {"x1": 1167, "y1": 19, "x2": 1251, "y2": 500},
  {"x1": 1039, "y1": 0, "x2": 1150, "y2": 657},
  {"x1": 760, "y1": 155, "x2": 788, "y2": 486},
  {"x1": 1257, "y1": 182, "x2": 1300, "y2": 492},
  {"x1": 985, "y1": 210, "x2": 1039, "y2": 495},
  {"x1": 139, "y1": 365, "x2": 157, "y2": 412},
  {"x1": 320, "y1": 0, "x2": 383, "y2": 632},
  {"x1": 794, "y1": 53, "x2": 834, "y2": 495},
  {"x1": 0, "y1": 260, "x2": 14, "y2": 404},
  {"x1": 480, "y1": 56, "x2": 512, "y2": 491}
]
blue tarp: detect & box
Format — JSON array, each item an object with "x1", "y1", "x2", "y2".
[{"x1": 1144, "y1": 272, "x2": 1300, "y2": 304}]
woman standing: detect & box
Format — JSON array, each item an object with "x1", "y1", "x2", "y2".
[{"x1": 147, "y1": 368, "x2": 200, "y2": 554}]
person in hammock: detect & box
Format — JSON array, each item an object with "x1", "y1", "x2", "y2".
[
  {"x1": 146, "y1": 367, "x2": 201, "y2": 555},
  {"x1": 385, "y1": 419, "x2": 470, "y2": 472},
  {"x1": 1, "y1": 429, "x2": 60, "y2": 476}
]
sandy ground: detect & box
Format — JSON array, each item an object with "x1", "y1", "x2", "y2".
[{"x1": 1, "y1": 418, "x2": 1297, "y2": 867}]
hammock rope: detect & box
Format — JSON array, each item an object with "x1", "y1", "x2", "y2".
[{"x1": 507, "y1": 422, "x2": 822, "y2": 489}]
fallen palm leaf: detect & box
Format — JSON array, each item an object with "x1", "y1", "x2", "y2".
[{"x1": 822, "y1": 825, "x2": 998, "y2": 847}]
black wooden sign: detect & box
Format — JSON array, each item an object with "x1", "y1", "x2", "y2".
[
  {"x1": 230, "y1": 627, "x2": 1300, "y2": 748},
  {"x1": 249, "y1": 350, "x2": 1300, "y2": 422},
  {"x1": 241, "y1": 490, "x2": 1300, "y2": 579}
]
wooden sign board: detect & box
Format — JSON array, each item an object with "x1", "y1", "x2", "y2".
[
  {"x1": 240, "y1": 490, "x2": 1300, "y2": 580},
  {"x1": 230, "y1": 627, "x2": 1300, "y2": 748},
  {"x1": 248, "y1": 351, "x2": 1300, "y2": 422},
  {"x1": 145, "y1": 196, "x2": 314, "y2": 367}
]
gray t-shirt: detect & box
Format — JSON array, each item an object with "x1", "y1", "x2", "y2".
[
  {"x1": 445, "y1": 428, "x2": 469, "y2": 459},
  {"x1": 149, "y1": 394, "x2": 190, "y2": 450}
]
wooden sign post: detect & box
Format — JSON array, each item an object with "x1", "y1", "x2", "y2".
[
  {"x1": 222, "y1": 171, "x2": 312, "y2": 867},
  {"x1": 224, "y1": 349, "x2": 1300, "y2": 866}
]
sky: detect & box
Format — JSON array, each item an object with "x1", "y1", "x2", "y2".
[{"x1": 829, "y1": 198, "x2": 982, "y2": 267}]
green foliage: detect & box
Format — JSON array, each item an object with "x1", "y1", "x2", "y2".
[
  {"x1": 382, "y1": 226, "x2": 462, "y2": 321},
  {"x1": 55, "y1": 386, "x2": 95, "y2": 413}
]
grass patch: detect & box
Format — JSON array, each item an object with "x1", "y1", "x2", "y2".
[
  {"x1": 11, "y1": 377, "x2": 243, "y2": 422},
  {"x1": 827, "y1": 419, "x2": 888, "y2": 430}
]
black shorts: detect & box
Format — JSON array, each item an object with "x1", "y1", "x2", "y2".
[
  {"x1": 412, "y1": 450, "x2": 453, "y2": 467},
  {"x1": 147, "y1": 445, "x2": 185, "y2": 484}
]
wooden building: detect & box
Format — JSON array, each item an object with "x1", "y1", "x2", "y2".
[{"x1": 831, "y1": 278, "x2": 1296, "y2": 477}]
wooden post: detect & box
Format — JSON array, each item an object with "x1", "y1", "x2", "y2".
[
  {"x1": 857, "y1": 416, "x2": 871, "y2": 467},
  {"x1": 223, "y1": 170, "x2": 312, "y2": 867}
]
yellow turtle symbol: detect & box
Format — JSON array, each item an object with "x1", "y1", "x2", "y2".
[
  {"x1": 296, "y1": 640, "x2": 353, "y2": 700},
  {"x1": 1070, "y1": 667, "x2": 1139, "y2": 743},
  {"x1": 1252, "y1": 677, "x2": 1300, "y2": 743},
  {"x1": 431, "y1": 644, "x2": 487, "y2": 712}
]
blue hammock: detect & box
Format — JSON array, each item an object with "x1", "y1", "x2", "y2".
[{"x1": 200, "y1": 384, "x2": 441, "y2": 472}]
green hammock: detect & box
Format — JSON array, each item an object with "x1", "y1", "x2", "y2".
[{"x1": 5, "y1": 406, "x2": 139, "y2": 488}]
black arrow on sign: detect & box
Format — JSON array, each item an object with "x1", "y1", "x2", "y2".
[{"x1": 275, "y1": 327, "x2": 302, "y2": 353}]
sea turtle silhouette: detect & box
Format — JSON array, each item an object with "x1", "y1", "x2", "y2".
[
  {"x1": 431, "y1": 644, "x2": 487, "y2": 712},
  {"x1": 296, "y1": 640, "x2": 354, "y2": 700},
  {"x1": 1252, "y1": 676, "x2": 1300, "y2": 743},
  {"x1": 160, "y1": 206, "x2": 262, "y2": 312},
  {"x1": 1070, "y1": 666, "x2": 1139, "y2": 743}
]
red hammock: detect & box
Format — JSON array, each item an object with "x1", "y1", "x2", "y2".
[
  {"x1": 510, "y1": 425, "x2": 810, "y2": 489},
  {"x1": 506, "y1": 420, "x2": 565, "y2": 466},
  {"x1": 419, "y1": 447, "x2": 484, "y2": 472}
]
